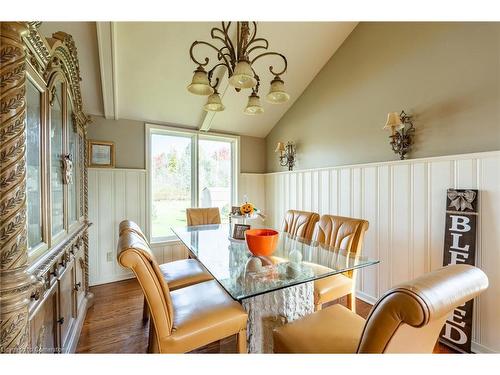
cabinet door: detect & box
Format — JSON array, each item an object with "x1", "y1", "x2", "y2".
[
  {"x1": 74, "y1": 246, "x2": 85, "y2": 314},
  {"x1": 50, "y1": 83, "x2": 65, "y2": 240},
  {"x1": 30, "y1": 284, "x2": 58, "y2": 353},
  {"x1": 57, "y1": 258, "x2": 75, "y2": 350}
]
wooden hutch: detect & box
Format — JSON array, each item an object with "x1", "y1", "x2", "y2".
[{"x1": 1, "y1": 22, "x2": 92, "y2": 353}]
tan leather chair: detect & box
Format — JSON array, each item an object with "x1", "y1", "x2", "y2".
[
  {"x1": 119, "y1": 220, "x2": 212, "y2": 291},
  {"x1": 119, "y1": 220, "x2": 213, "y2": 321},
  {"x1": 117, "y1": 230, "x2": 248, "y2": 353},
  {"x1": 311, "y1": 214, "x2": 369, "y2": 312},
  {"x1": 281, "y1": 209, "x2": 320, "y2": 240},
  {"x1": 186, "y1": 207, "x2": 221, "y2": 226},
  {"x1": 273, "y1": 264, "x2": 488, "y2": 353}
]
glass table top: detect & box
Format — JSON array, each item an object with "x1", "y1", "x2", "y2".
[{"x1": 172, "y1": 224, "x2": 379, "y2": 301}]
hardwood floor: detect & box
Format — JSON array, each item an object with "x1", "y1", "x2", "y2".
[{"x1": 76, "y1": 278, "x2": 455, "y2": 354}]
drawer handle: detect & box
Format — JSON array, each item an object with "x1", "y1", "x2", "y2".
[
  {"x1": 57, "y1": 317, "x2": 64, "y2": 325},
  {"x1": 74, "y1": 282, "x2": 81, "y2": 291}
]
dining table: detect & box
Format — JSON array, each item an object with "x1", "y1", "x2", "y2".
[{"x1": 172, "y1": 223, "x2": 379, "y2": 353}]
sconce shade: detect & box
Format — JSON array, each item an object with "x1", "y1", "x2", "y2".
[
  {"x1": 383, "y1": 112, "x2": 404, "y2": 131},
  {"x1": 244, "y1": 93, "x2": 264, "y2": 115},
  {"x1": 229, "y1": 60, "x2": 257, "y2": 89},
  {"x1": 187, "y1": 67, "x2": 214, "y2": 96},
  {"x1": 203, "y1": 92, "x2": 225, "y2": 112},
  {"x1": 266, "y1": 77, "x2": 290, "y2": 104},
  {"x1": 275, "y1": 142, "x2": 285, "y2": 153}
]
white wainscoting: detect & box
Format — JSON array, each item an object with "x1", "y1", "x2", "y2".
[
  {"x1": 88, "y1": 170, "x2": 264, "y2": 286},
  {"x1": 264, "y1": 151, "x2": 500, "y2": 353},
  {"x1": 88, "y1": 168, "x2": 147, "y2": 286}
]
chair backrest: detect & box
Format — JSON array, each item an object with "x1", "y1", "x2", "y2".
[
  {"x1": 186, "y1": 207, "x2": 221, "y2": 226},
  {"x1": 117, "y1": 230, "x2": 174, "y2": 351},
  {"x1": 357, "y1": 264, "x2": 488, "y2": 353},
  {"x1": 281, "y1": 210, "x2": 320, "y2": 240},
  {"x1": 312, "y1": 215, "x2": 369, "y2": 278},
  {"x1": 119, "y1": 219, "x2": 148, "y2": 243}
]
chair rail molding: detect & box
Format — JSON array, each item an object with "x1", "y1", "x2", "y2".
[{"x1": 263, "y1": 150, "x2": 500, "y2": 354}]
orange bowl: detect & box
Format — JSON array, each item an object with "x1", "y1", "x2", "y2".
[{"x1": 245, "y1": 229, "x2": 279, "y2": 256}]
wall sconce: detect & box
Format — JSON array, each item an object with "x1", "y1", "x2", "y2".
[
  {"x1": 275, "y1": 141, "x2": 296, "y2": 171},
  {"x1": 383, "y1": 110, "x2": 415, "y2": 160}
]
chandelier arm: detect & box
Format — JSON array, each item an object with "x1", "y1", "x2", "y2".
[
  {"x1": 189, "y1": 40, "x2": 232, "y2": 71},
  {"x1": 246, "y1": 38, "x2": 269, "y2": 56},
  {"x1": 250, "y1": 51, "x2": 288, "y2": 76},
  {"x1": 221, "y1": 22, "x2": 237, "y2": 63},
  {"x1": 236, "y1": 22, "x2": 242, "y2": 59},
  {"x1": 210, "y1": 27, "x2": 234, "y2": 59},
  {"x1": 207, "y1": 62, "x2": 228, "y2": 80}
]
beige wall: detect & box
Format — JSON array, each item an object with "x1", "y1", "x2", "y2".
[
  {"x1": 266, "y1": 22, "x2": 500, "y2": 172},
  {"x1": 88, "y1": 116, "x2": 267, "y2": 173}
]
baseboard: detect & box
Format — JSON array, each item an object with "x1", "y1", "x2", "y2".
[
  {"x1": 471, "y1": 341, "x2": 497, "y2": 353},
  {"x1": 90, "y1": 273, "x2": 135, "y2": 287},
  {"x1": 355, "y1": 290, "x2": 377, "y2": 305}
]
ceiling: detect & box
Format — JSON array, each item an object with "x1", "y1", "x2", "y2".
[{"x1": 39, "y1": 22, "x2": 357, "y2": 138}]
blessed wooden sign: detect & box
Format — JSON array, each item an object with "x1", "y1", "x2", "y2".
[{"x1": 439, "y1": 188, "x2": 478, "y2": 353}]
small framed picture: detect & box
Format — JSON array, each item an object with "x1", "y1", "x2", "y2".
[
  {"x1": 232, "y1": 224, "x2": 251, "y2": 240},
  {"x1": 88, "y1": 140, "x2": 115, "y2": 168},
  {"x1": 231, "y1": 206, "x2": 241, "y2": 216}
]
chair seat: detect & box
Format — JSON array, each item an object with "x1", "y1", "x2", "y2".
[
  {"x1": 164, "y1": 280, "x2": 247, "y2": 353},
  {"x1": 273, "y1": 304, "x2": 365, "y2": 353},
  {"x1": 314, "y1": 273, "x2": 353, "y2": 305},
  {"x1": 159, "y1": 259, "x2": 213, "y2": 291}
]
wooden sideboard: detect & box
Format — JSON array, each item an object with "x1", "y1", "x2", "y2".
[{"x1": 0, "y1": 22, "x2": 92, "y2": 353}]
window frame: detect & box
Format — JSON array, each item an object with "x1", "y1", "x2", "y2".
[{"x1": 145, "y1": 123, "x2": 240, "y2": 244}]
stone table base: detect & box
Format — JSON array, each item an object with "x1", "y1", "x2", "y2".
[{"x1": 241, "y1": 282, "x2": 314, "y2": 353}]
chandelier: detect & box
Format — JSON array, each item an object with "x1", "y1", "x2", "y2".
[{"x1": 187, "y1": 22, "x2": 290, "y2": 115}]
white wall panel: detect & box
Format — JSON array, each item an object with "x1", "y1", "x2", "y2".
[{"x1": 264, "y1": 151, "x2": 500, "y2": 353}]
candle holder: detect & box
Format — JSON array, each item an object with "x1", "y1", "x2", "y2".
[
  {"x1": 383, "y1": 110, "x2": 415, "y2": 160},
  {"x1": 275, "y1": 141, "x2": 296, "y2": 171}
]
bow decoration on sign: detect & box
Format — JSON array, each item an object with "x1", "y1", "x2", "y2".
[{"x1": 448, "y1": 190, "x2": 476, "y2": 211}]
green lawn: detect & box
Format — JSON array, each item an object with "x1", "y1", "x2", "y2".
[{"x1": 152, "y1": 199, "x2": 190, "y2": 238}]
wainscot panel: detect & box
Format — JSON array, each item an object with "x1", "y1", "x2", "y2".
[
  {"x1": 263, "y1": 151, "x2": 500, "y2": 353},
  {"x1": 88, "y1": 171, "x2": 264, "y2": 285}
]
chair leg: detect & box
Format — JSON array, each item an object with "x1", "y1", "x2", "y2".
[
  {"x1": 142, "y1": 296, "x2": 149, "y2": 322},
  {"x1": 346, "y1": 292, "x2": 356, "y2": 313},
  {"x1": 237, "y1": 329, "x2": 247, "y2": 354}
]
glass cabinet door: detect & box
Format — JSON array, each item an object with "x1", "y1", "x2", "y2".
[
  {"x1": 67, "y1": 96, "x2": 79, "y2": 226},
  {"x1": 50, "y1": 84, "x2": 64, "y2": 238},
  {"x1": 26, "y1": 80, "x2": 43, "y2": 250}
]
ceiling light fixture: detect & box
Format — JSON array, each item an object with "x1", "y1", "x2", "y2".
[{"x1": 187, "y1": 22, "x2": 290, "y2": 114}]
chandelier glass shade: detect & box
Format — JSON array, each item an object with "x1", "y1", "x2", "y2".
[
  {"x1": 187, "y1": 66, "x2": 214, "y2": 96},
  {"x1": 203, "y1": 92, "x2": 225, "y2": 112},
  {"x1": 244, "y1": 92, "x2": 264, "y2": 115},
  {"x1": 187, "y1": 22, "x2": 289, "y2": 114}
]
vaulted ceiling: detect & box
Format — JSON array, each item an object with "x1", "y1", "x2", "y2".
[{"x1": 39, "y1": 22, "x2": 357, "y2": 138}]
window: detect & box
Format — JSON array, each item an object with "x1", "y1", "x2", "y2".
[{"x1": 147, "y1": 125, "x2": 238, "y2": 242}]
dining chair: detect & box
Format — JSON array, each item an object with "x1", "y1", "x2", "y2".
[
  {"x1": 273, "y1": 264, "x2": 488, "y2": 353},
  {"x1": 119, "y1": 220, "x2": 212, "y2": 321},
  {"x1": 311, "y1": 214, "x2": 369, "y2": 312},
  {"x1": 117, "y1": 230, "x2": 248, "y2": 353},
  {"x1": 186, "y1": 207, "x2": 221, "y2": 226},
  {"x1": 281, "y1": 209, "x2": 320, "y2": 240}
]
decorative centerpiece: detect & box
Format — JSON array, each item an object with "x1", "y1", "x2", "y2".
[{"x1": 245, "y1": 229, "x2": 279, "y2": 256}]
